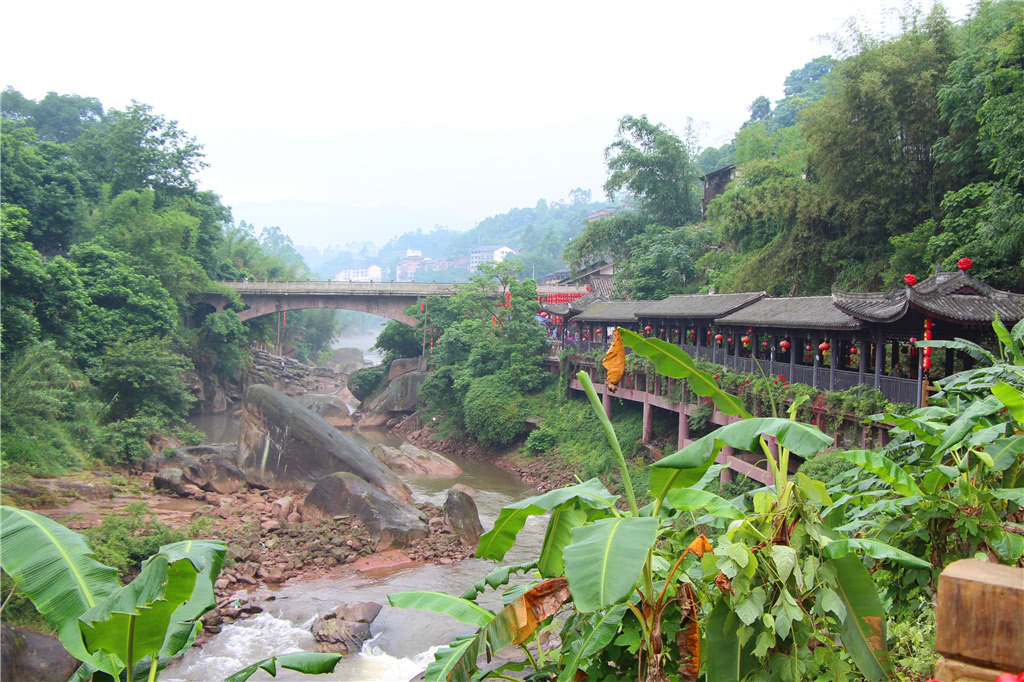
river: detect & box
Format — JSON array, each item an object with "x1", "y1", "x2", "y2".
[{"x1": 167, "y1": 403, "x2": 545, "y2": 681}]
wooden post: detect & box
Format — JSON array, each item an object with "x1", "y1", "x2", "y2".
[
  {"x1": 789, "y1": 338, "x2": 796, "y2": 384},
  {"x1": 642, "y1": 399, "x2": 652, "y2": 445},
  {"x1": 733, "y1": 330, "x2": 740, "y2": 371},
  {"x1": 829, "y1": 336, "x2": 837, "y2": 391},
  {"x1": 812, "y1": 340, "x2": 820, "y2": 389},
  {"x1": 678, "y1": 387, "x2": 690, "y2": 448},
  {"x1": 858, "y1": 337, "x2": 868, "y2": 387},
  {"x1": 934, "y1": 559, "x2": 1024, "y2": 681},
  {"x1": 874, "y1": 329, "x2": 884, "y2": 390}
]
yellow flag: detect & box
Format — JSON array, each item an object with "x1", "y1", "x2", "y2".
[{"x1": 602, "y1": 328, "x2": 625, "y2": 392}]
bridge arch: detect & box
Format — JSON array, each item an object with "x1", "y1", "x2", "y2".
[{"x1": 197, "y1": 293, "x2": 421, "y2": 326}]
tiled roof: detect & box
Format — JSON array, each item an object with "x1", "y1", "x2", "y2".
[
  {"x1": 715, "y1": 296, "x2": 862, "y2": 330},
  {"x1": 833, "y1": 272, "x2": 1024, "y2": 323},
  {"x1": 573, "y1": 300, "x2": 650, "y2": 323},
  {"x1": 639, "y1": 292, "x2": 766, "y2": 319}
]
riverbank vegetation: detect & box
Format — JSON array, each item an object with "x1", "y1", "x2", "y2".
[{"x1": 1, "y1": 92, "x2": 344, "y2": 475}]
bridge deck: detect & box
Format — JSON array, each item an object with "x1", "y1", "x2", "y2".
[{"x1": 213, "y1": 280, "x2": 586, "y2": 297}]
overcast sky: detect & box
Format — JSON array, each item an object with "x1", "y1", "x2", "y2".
[{"x1": 3, "y1": 0, "x2": 975, "y2": 249}]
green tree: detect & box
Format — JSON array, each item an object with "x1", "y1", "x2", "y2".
[
  {"x1": 88, "y1": 338, "x2": 196, "y2": 423},
  {"x1": 373, "y1": 320, "x2": 423, "y2": 359},
  {"x1": 613, "y1": 224, "x2": 710, "y2": 299},
  {"x1": 603, "y1": 115, "x2": 702, "y2": 227},
  {"x1": 747, "y1": 95, "x2": 771, "y2": 121}
]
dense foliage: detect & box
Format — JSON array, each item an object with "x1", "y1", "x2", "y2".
[
  {"x1": 392, "y1": 322, "x2": 1023, "y2": 682},
  {"x1": 412, "y1": 261, "x2": 550, "y2": 442},
  {"x1": 1, "y1": 90, "x2": 343, "y2": 473},
  {"x1": 568, "y1": 3, "x2": 1024, "y2": 297}
]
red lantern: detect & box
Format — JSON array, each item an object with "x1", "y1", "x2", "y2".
[
  {"x1": 923, "y1": 330, "x2": 933, "y2": 341},
  {"x1": 586, "y1": 285, "x2": 593, "y2": 291},
  {"x1": 420, "y1": 302, "x2": 425, "y2": 312},
  {"x1": 922, "y1": 357, "x2": 932, "y2": 371},
  {"x1": 645, "y1": 325, "x2": 652, "y2": 333},
  {"x1": 780, "y1": 340, "x2": 791, "y2": 351},
  {"x1": 904, "y1": 273, "x2": 917, "y2": 286},
  {"x1": 762, "y1": 341, "x2": 769, "y2": 348},
  {"x1": 923, "y1": 318, "x2": 933, "y2": 330},
  {"x1": 923, "y1": 346, "x2": 932, "y2": 357},
  {"x1": 819, "y1": 342, "x2": 830, "y2": 352},
  {"x1": 540, "y1": 312, "x2": 548, "y2": 318},
  {"x1": 492, "y1": 315, "x2": 497, "y2": 326},
  {"x1": 741, "y1": 336, "x2": 751, "y2": 345},
  {"x1": 806, "y1": 344, "x2": 812, "y2": 351},
  {"x1": 850, "y1": 347, "x2": 858, "y2": 355},
  {"x1": 748, "y1": 328, "x2": 754, "y2": 334},
  {"x1": 727, "y1": 337, "x2": 733, "y2": 343},
  {"x1": 714, "y1": 333, "x2": 724, "y2": 344},
  {"x1": 957, "y1": 257, "x2": 972, "y2": 271}
]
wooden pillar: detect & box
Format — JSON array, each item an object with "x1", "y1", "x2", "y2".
[
  {"x1": 916, "y1": 352, "x2": 924, "y2": 409},
  {"x1": 812, "y1": 339, "x2": 820, "y2": 389},
  {"x1": 874, "y1": 329, "x2": 884, "y2": 390},
  {"x1": 769, "y1": 336, "x2": 777, "y2": 377},
  {"x1": 789, "y1": 338, "x2": 796, "y2": 384},
  {"x1": 858, "y1": 337, "x2": 868, "y2": 387},
  {"x1": 733, "y1": 330, "x2": 740, "y2": 371},
  {"x1": 678, "y1": 386, "x2": 690, "y2": 448},
  {"x1": 720, "y1": 447, "x2": 734, "y2": 484},
  {"x1": 642, "y1": 399, "x2": 653, "y2": 445},
  {"x1": 829, "y1": 336, "x2": 837, "y2": 391},
  {"x1": 891, "y1": 339, "x2": 899, "y2": 373}
]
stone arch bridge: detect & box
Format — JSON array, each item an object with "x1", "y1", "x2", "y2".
[{"x1": 197, "y1": 280, "x2": 585, "y2": 326}]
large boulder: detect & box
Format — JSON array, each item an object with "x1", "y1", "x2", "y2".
[
  {"x1": 363, "y1": 370, "x2": 428, "y2": 414},
  {"x1": 1, "y1": 624, "x2": 80, "y2": 682},
  {"x1": 153, "y1": 468, "x2": 191, "y2": 497},
  {"x1": 143, "y1": 448, "x2": 247, "y2": 495},
  {"x1": 238, "y1": 385, "x2": 412, "y2": 502},
  {"x1": 304, "y1": 473, "x2": 427, "y2": 549},
  {"x1": 372, "y1": 443, "x2": 463, "y2": 478},
  {"x1": 443, "y1": 487, "x2": 485, "y2": 545},
  {"x1": 311, "y1": 601, "x2": 382, "y2": 654},
  {"x1": 302, "y1": 396, "x2": 354, "y2": 429},
  {"x1": 387, "y1": 357, "x2": 421, "y2": 381}
]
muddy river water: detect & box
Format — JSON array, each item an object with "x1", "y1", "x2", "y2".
[{"x1": 167, "y1": 401, "x2": 545, "y2": 681}]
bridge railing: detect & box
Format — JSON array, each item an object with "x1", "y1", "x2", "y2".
[{"x1": 215, "y1": 280, "x2": 461, "y2": 295}]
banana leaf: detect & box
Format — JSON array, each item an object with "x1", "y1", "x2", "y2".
[
  {"x1": 556, "y1": 603, "x2": 628, "y2": 682},
  {"x1": 476, "y1": 478, "x2": 617, "y2": 561},
  {"x1": 221, "y1": 652, "x2": 343, "y2": 682},
  {"x1": 651, "y1": 418, "x2": 833, "y2": 497},
  {"x1": 0, "y1": 506, "x2": 121, "y2": 672},
  {"x1": 78, "y1": 555, "x2": 199, "y2": 677},
  {"x1": 821, "y1": 538, "x2": 931, "y2": 569},
  {"x1": 665, "y1": 488, "x2": 745, "y2": 520},
  {"x1": 563, "y1": 516, "x2": 658, "y2": 612},
  {"x1": 538, "y1": 505, "x2": 588, "y2": 577},
  {"x1": 838, "y1": 450, "x2": 921, "y2": 497},
  {"x1": 459, "y1": 561, "x2": 538, "y2": 601},
  {"x1": 619, "y1": 328, "x2": 751, "y2": 418},
  {"x1": 387, "y1": 591, "x2": 495, "y2": 627},
  {"x1": 827, "y1": 553, "x2": 894, "y2": 681}
]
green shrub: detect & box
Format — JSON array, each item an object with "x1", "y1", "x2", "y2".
[
  {"x1": 797, "y1": 450, "x2": 857, "y2": 484},
  {"x1": 463, "y1": 375, "x2": 526, "y2": 448},
  {"x1": 349, "y1": 366, "x2": 385, "y2": 401},
  {"x1": 84, "y1": 502, "x2": 188, "y2": 581},
  {"x1": 524, "y1": 429, "x2": 557, "y2": 454},
  {"x1": 888, "y1": 607, "x2": 938, "y2": 681}
]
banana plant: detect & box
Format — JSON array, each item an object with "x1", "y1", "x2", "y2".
[
  {"x1": 0, "y1": 506, "x2": 342, "y2": 681},
  {"x1": 391, "y1": 329, "x2": 923, "y2": 682},
  {"x1": 830, "y1": 317, "x2": 1024, "y2": 574}
]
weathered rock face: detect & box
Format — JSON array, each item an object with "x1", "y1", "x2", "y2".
[
  {"x1": 1, "y1": 624, "x2": 80, "y2": 682},
  {"x1": 304, "y1": 473, "x2": 427, "y2": 549},
  {"x1": 153, "y1": 468, "x2": 190, "y2": 497},
  {"x1": 387, "y1": 357, "x2": 421, "y2": 381},
  {"x1": 239, "y1": 384, "x2": 411, "y2": 502},
  {"x1": 247, "y1": 350, "x2": 346, "y2": 396},
  {"x1": 358, "y1": 370, "x2": 428, "y2": 428},
  {"x1": 301, "y1": 396, "x2": 354, "y2": 429},
  {"x1": 372, "y1": 443, "x2": 463, "y2": 478},
  {"x1": 311, "y1": 601, "x2": 382, "y2": 654},
  {"x1": 443, "y1": 487, "x2": 485, "y2": 545}
]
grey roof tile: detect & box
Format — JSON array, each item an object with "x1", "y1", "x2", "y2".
[
  {"x1": 715, "y1": 296, "x2": 862, "y2": 330},
  {"x1": 638, "y1": 291, "x2": 766, "y2": 318}
]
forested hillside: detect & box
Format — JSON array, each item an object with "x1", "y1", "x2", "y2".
[
  {"x1": 1, "y1": 91, "x2": 341, "y2": 473},
  {"x1": 568, "y1": 2, "x2": 1024, "y2": 298}
]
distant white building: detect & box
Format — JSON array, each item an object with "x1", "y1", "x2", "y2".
[
  {"x1": 405, "y1": 249, "x2": 422, "y2": 257},
  {"x1": 332, "y1": 264, "x2": 383, "y2": 282},
  {"x1": 469, "y1": 245, "x2": 517, "y2": 272},
  {"x1": 396, "y1": 254, "x2": 426, "y2": 282}
]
